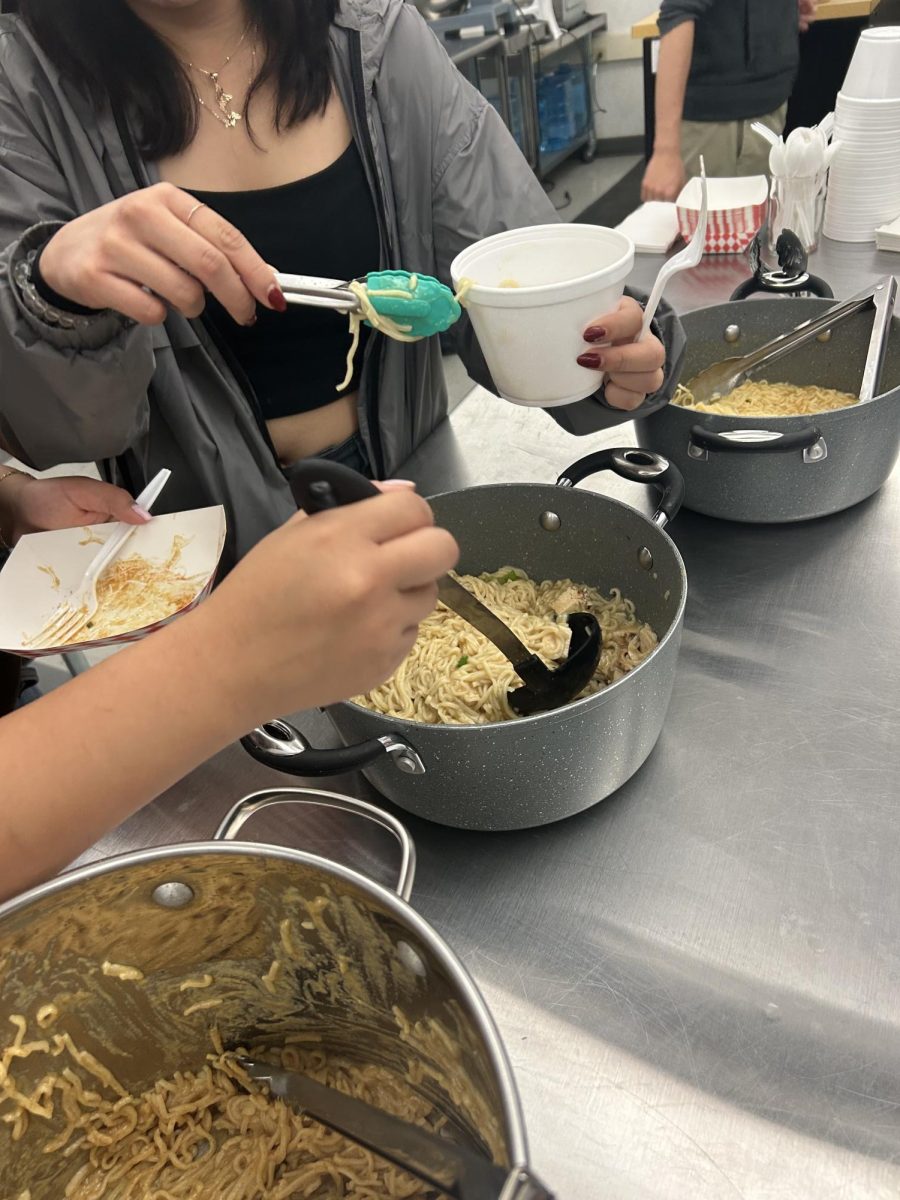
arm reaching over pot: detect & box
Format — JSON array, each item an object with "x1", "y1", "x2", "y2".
[{"x1": 0, "y1": 485, "x2": 458, "y2": 902}]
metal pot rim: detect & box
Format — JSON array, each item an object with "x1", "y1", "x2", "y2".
[
  {"x1": 337, "y1": 480, "x2": 688, "y2": 733},
  {"x1": 0, "y1": 837, "x2": 531, "y2": 1168}
]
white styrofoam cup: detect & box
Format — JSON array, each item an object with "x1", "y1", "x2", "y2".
[{"x1": 450, "y1": 224, "x2": 635, "y2": 408}]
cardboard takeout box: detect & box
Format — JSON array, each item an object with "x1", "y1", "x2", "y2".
[{"x1": 0, "y1": 507, "x2": 226, "y2": 659}]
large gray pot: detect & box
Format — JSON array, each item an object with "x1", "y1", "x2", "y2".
[
  {"x1": 0, "y1": 789, "x2": 551, "y2": 1200},
  {"x1": 243, "y1": 450, "x2": 688, "y2": 832},
  {"x1": 636, "y1": 297, "x2": 900, "y2": 522}
]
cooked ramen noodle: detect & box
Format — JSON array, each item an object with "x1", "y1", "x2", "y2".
[
  {"x1": 100, "y1": 961, "x2": 143, "y2": 982},
  {"x1": 340, "y1": 275, "x2": 474, "y2": 390},
  {"x1": 453, "y1": 278, "x2": 474, "y2": 306},
  {"x1": 43, "y1": 536, "x2": 206, "y2": 646},
  {"x1": 0, "y1": 1017, "x2": 446, "y2": 1199},
  {"x1": 340, "y1": 276, "x2": 426, "y2": 391},
  {"x1": 673, "y1": 379, "x2": 858, "y2": 416},
  {"x1": 356, "y1": 567, "x2": 657, "y2": 725}
]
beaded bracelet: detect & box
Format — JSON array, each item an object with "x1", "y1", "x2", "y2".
[
  {"x1": 0, "y1": 466, "x2": 27, "y2": 551},
  {"x1": 13, "y1": 250, "x2": 97, "y2": 331}
]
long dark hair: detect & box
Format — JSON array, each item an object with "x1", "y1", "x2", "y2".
[{"x1": 18, "y1": 0, "x2": 338, "y2": 159}]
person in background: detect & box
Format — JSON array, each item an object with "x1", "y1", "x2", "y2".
[
  {"x1": 0, "y1": 470, "x2": 458, "y2": 901},
  {"x1": 642, "y1": 0, "x2": 817, "y2": 203},
  {"x1": 0, "y1": 0, "x2": 681, "y2": 575}
]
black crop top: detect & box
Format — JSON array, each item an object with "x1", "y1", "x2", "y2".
[{"x1": 190, "y1": 140, "x2": 380, "y2": 421}]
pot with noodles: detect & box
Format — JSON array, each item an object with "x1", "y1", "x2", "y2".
[
  {"x1": 0, "y1": 789, "x2": 552, "y2": 1200},
  {"x1": 634, "y1": 296, "x2": 900, "y2": 523},
  {"x1": 242, "y1": 449, "x2": 688, "y2": 832}
]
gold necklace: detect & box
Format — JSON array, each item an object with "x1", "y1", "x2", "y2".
[{"x1": 185, "y1": 30, "x2": 252, "y2": 131}]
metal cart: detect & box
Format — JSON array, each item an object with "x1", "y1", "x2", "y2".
[{"x1": 443, "y1": 14, "x2": 607, "y2": 178}]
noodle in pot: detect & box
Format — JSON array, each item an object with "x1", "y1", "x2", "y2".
[
  {"x1": 356, "y1": 567, "x2": 657, "y2": 725},
  {"x1": 0, "y1": 1019, "x2": 447, "y2": 1200},
  {"x1": 673, "y1": 380, "x2": 858, "y2": 417}
]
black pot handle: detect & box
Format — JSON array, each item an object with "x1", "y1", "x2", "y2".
[
  {"x1": 729, "y1": 273, "x2": 834, "y2": 301},
  {"x1": 688, "y1": 424, "x2": 826, "y2": 458},
  {"x1": 556, "y1": 448, "x2": 685, "y2": 528},
  {"x1": 241, "y1": 719, "x2": 425, "y2": 779}
]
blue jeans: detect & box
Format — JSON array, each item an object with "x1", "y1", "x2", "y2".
[{"x1": 319, "y1": 431, "x2": 372, "y2": 475}]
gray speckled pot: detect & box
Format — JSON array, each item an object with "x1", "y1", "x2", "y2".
[
  {"x1": 320, "y1": 472, "x2": 687, "y2": 831},
  {"x1": 636, "y1": 298, "x2": 900, "y2": 523}
]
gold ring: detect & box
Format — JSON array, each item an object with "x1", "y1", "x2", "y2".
[{"x1": 185, "y1": 202, "x2": 207, "y2": 227}]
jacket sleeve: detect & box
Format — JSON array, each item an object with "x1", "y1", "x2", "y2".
[
  {"x1": 392, "y1": 6, "x2": 685, "y2": 433},
  {"x1": 658, "y1": 0, "x2": 716, "y2": 37},
  {"x1": 0, "y1": 44, "x2": 154, "y2": 468}
]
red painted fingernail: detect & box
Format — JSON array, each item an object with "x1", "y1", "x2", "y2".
[
  {"x1": 267, "y1": 285, "x2": 287, "y2": 313},
  {"x1": 577, "y1": 352, "x2": 603, "y2": 369},
  {"x1": 584, "y1": 326, "x2": 607, "y2": 343}
]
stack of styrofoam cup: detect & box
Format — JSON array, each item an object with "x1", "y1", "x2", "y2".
[{"x1": 824, "y1": 28, "x2": 900, "y2": 243}]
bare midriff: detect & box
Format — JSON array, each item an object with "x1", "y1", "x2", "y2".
[{"x1": 265, "y1": 392, "x2": 360, "y2": 465}]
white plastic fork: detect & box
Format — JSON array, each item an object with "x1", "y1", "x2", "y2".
[
  {"x1": 29, "y1": 469, "x2": 171, "y2": 650},
  {"x1": 637, "y1": 158, "x2": 708, "y2": 341}
]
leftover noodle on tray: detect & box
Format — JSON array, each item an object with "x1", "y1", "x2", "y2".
[
  {"x1": 28, "y1": 536, "x2": 206, "y2": 648},
  {"x1": 356, "y1": 567, "x2": 657, "y2": 725}
]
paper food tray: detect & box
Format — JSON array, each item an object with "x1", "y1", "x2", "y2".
[
  {"x1": 616, "y1": 202, "x2": 680, "y2": 254},
  {"x1": 875, "y1": 211, "x2": 900, "y2": 251},
  {"x1": 677, "y1": 175, "x2": 768, "y2": 255},
  {"x1": 0, "y1": 507, "x2": 226, "y2": 658}
]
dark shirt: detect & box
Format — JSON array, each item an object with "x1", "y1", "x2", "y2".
[
  {"x1": 190, "y1": 139, "x2": 380, "y2": 419},
  {"x1": 659, "y1": 0, "x2": 800, "y2": 123}
]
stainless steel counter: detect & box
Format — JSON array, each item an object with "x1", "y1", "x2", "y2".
[{"x1": 73, "y1": 246, "x2": 900, "y2": 1198}]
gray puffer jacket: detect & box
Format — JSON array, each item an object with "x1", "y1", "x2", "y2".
[{"x1": 0, "y1": 0, "x2": 685, "y2": 566}]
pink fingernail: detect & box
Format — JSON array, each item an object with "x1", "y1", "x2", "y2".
[
  {"x1": 132, "y1": 505, "x2": 153, "y2": 521},
  {"x1": 380, "y1": 479, "x2": 416, "y2": 490},
  {"x1": 584, "y1": 326, "x2": 607, "y2": 343},
  {"x1": 577, "y1": 352, "x2": 603, "y2": 369}
]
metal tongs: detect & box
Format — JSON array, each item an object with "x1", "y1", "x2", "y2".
[
  {"x1": 276, "y1": 271, "x2": 362, "y2": 312},
  {"x1": 687, "y1": 275, "x2": 897, "y2": 406},
  {"x1": 240, "y1": 1058, "x2": 554, "y2": 1200}
]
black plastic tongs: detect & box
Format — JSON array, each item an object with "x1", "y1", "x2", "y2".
[
  {"x1": 240, "y1": 1058, "x2": 554, "y2": 1200},
  {"x1": 293, "y1": 458, "x2": 602, "y2": 716}
]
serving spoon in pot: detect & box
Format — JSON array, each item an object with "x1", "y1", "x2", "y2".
[{"x1": 292, "y1": 458, "x2": 602, "y2": 717}]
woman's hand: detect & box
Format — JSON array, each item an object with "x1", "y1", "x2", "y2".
[
  {"x1": 39, "y1": 183, "x2": 283, "y2": 327},
  {"x1": 0, "y1": 473, "x2": 150, "y2": 547},
  {"x1": 576, "y1": 296, "x2": 667, "y2": 411},
  {"x1": 0, "y1": 484, "x2": 456, "y2": 902},
  {"x1": 199, "y1": 488, "x2": 460, "y2": 719}
]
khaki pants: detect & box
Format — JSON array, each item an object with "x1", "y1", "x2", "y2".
[{"x1": 680, "y1": 104, "x2": 787, "y2": 178}]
